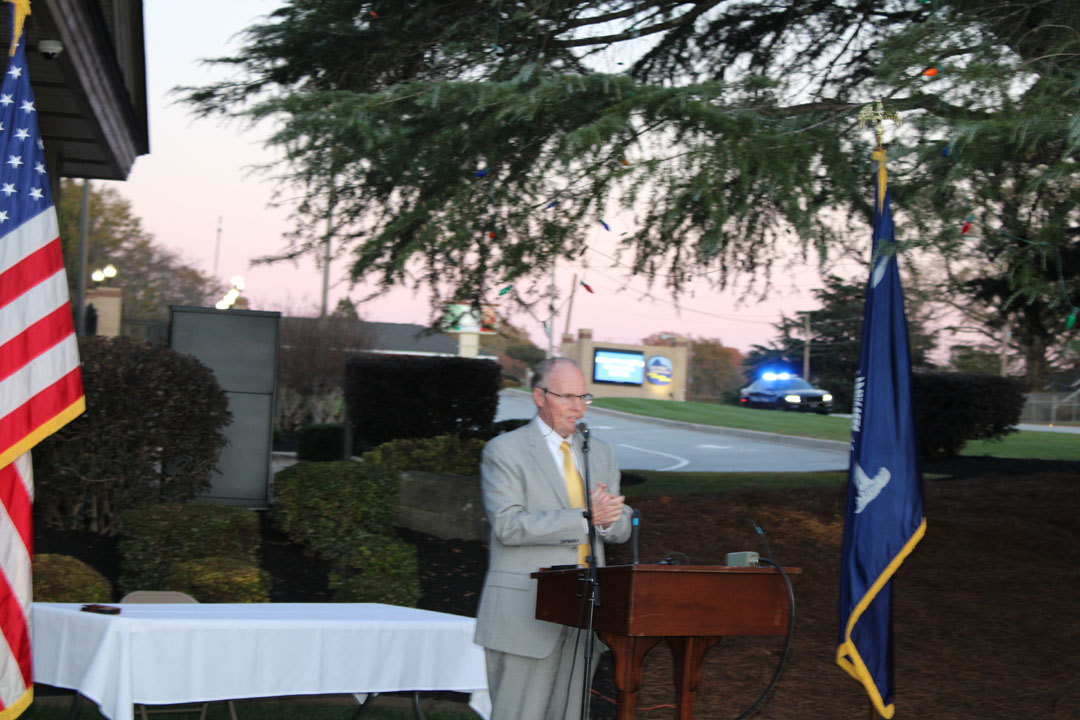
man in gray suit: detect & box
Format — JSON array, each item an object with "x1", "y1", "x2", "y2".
[{"x1": 475, "y1": 357, "x2": 633, "y2": 720}]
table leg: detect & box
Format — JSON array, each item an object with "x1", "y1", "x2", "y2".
[
  {"x1": 411, "y1": 691, "x2": 426, "y2": 720},
  {"x1": 349, "y1": 692, "x2": 379, "y2": 719},
  {"x1": 349, "y1": 691, "x2": 427, "y2": 720},
  {"x1": 599, "y1": 633, "x2": 662, "y2": 720},
  {"x1": 63, "y1": 692, "x2": 83, "y2": 720},
  {"x1": 667, "y1": 636, "x2": 721, "y2": 720}
]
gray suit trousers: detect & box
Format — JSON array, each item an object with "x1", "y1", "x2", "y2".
[{"x1": 485, "y1": 626, "x2": 602, "y2": 720}]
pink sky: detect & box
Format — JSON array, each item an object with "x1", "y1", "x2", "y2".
[{"x1": 101, "y1": 1, "x2": 871, "y2": 353}]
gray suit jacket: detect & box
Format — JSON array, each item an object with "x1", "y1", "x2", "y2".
[{"x1": 474, "y1": 420, "x2": 633, "y2": 658}]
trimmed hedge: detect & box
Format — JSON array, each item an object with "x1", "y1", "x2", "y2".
[
  {"x1": 116, "y1": 503, "x2": 260, "y2": 595},
  {"x1": 165, "y1": 556, "x2": 271, "y2": 603},
  {"x1": 344, "y1": 354, "x2": 501, "y2": 448},
  {"x1": 33, "y1": 336, "x2": 231, "y2": 535},
  {"x1": 327, "y1": 533, "x2": 420, "y2": 606},
  {"x1": 297, "y1": 423, "x2": 347, "y2": 461},
  {"x1": 34, "y1": 554, "x2": 113, "y2": 603},
  {"x1": 272, "y1": 461, "x2": 397, "y2": 548},
  {"x1": 363, "y1": 435, "x2": 487, "y2": 477},
  {"x1": 913, "y1": 372, "x2": 1026, "y2": 460},
  {"x1": 272, "y1": 461, "x2": 420, "y2": 606}
]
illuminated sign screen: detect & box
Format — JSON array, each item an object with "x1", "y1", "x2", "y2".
[{"x1": 592, "y1": 349, "x2": 645, "y2": 385}]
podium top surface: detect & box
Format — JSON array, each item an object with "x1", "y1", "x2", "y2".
[{"x1": 532, "y1": 564, "x2": 799, "y2": 637}]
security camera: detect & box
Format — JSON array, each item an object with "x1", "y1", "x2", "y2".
[{"x1": 37, "y1": 39, "x2": 63, "y2": 60}]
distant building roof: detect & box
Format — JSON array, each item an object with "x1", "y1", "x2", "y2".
[
  {"x1": 366, "y1": 322, "x2": 460, "y2": 357},
  {"x1": 278, "y1": 317, "x2": 496, "y2": 358}
]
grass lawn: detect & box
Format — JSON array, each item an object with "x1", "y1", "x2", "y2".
[
  {"x1": 27, "y1": 696, "x2": 476, "y2": 720},
  {"x1": 621, "y1": 470, "x2": 847, "y2": 499},
  {"x1": 962, "y1": 431, "x2": 1080, "y2": 461},
  {"x1": 593, "y1": 396, "x2": 1080, "y2": 461}
]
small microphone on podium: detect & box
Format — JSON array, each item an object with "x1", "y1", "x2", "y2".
[
  {"x1": 574, "y1": 419, "x2": 589, "y2": 436},
  {"x1": 631, "y1": 509, "x2": 640, "y2": 564}
]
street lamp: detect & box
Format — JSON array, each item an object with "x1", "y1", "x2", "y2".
[
  {"x1": 215, "y1": 276, "x2": 246, "y2": 310},
  {"x1": 90, "y1": 263, "x2": 117, "y2": 283}
]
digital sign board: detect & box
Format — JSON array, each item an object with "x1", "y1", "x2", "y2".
[{"x1": 592, "y1": 349, "x2": 645, "y2": 385}]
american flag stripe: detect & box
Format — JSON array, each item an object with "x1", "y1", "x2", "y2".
[
  {"x1": 0, "y1": 369, "x2": 83, "y2": 471},
  {"x1": 0, "y1": 305, "x2": 74, "y2": 382},
  {"x1": 0, "y1": 336, "x2": 80, "y2": 413},
  {"x1": 0, "y1": 211, "x2": 57, "y2": 275},
  {"x1": 0, "y1": 462, "x2": 29, "y2": 551},
  {"x1": 0, "y1": 240, "x2": 63, "y2": 307},
  {"x1": 0, "y1": 454, "x2": 31, "y2": 711},
  {"x1": 0, "y1": 270, "x2": 68, "y2": 346}
]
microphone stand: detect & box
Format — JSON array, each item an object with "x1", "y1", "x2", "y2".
[{"x1": 578, "y1": 427, "x2": 600, "y2": 720}]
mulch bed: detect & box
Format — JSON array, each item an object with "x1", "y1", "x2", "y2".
[{"x1": 36, "y1": 456, "x2": 1080, "y2": 719}]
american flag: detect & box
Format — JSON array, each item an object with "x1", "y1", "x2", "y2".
[{"x1": 0, "y1": 1, "x2": 86, "y2": 716}]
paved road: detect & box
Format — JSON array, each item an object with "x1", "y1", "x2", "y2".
[{"x1": 496, "y1": 390, "x2": 850, "y2": 473}]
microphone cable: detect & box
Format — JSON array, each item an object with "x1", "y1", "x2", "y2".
[{"x1": 726, "y1": 556, "x2": 796, "y2": 720}]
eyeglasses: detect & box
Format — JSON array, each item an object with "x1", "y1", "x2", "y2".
[{"x1": 539, "y1": 388, "x2": 594, "y2": 405}]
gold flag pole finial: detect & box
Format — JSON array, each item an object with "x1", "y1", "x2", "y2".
[
  {"x1": 858, "y1": 100, "x2": 900, "y2": 209},
  {"x1": 857, "y1": 99, "x2": 901, "y2": 151},
  {"x1": 4, "y1": 0, "x2": 31, "y2": 57}
]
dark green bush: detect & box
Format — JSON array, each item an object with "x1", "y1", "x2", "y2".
[
  {"x1": 913, "y1": 372, "x2": 1026, "y2": 460},
  {"x1": 328, "y1": 533, "x2": 421, "y2": 606},
  {"x1": 34, "y1": 336, "x2": 231, "y2": 535},
  {"x1": 271, "y1": 461, "x2": 419, "y2": 605},
  {"x1": 272, "y1": 461, "x2": 398, "y2": 553},
  {"x1": 296, "y1": 423, "x2": 347, "y2": 461},
  {"x1": 34, "y1": 554, "x2": 113, "y2": 603},
  {"x1": 362, "y1": 435, "x2": 487, "y2": 476},
  {"x1": 344, "y1": 354, "x2": 501, "y2": 447},
  {"x1": 165, "y1": 556, "x2": 271, "y2": 603},
  {"x1": 117, "y1": 503, "x2": 259, "y2": 595}
]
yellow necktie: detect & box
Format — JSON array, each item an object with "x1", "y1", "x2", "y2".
[{"x1": 560, "y1": 440, "x2": 588, "y2": 566}]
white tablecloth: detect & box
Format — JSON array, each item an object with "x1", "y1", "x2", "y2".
[{"x1": 32, "y1": 603, "x2": 490, "y2": 720}]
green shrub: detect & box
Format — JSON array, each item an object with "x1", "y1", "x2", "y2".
[
  {"x1": 296, "y1": 423, "x2": 347, "y2": 461},
  {"x1": 913, "y1": 372, "x2": 1026, "y2": 460},
  {"x1": 34, "y1": 554, "x2": 113, "y2": 603},
  {"x1": 363, "y1": 435, "x2": 487, "y2": 476},
  {"x1": 327, "y1": 533, "x2": 421, "y2": 606},
  {"x1": 34, "y1": 336, "x2": 231, "y2": 535},
  {"x1": 165, "y1": 556, "x2": 271, "y2": 603},
  {"x1": 272, "y1": 461, "x2": 398, "y2": 554},
  {"x1": 271, "y1": 461, "x2": 421, "y2": 606},
  {"x1": 117, "y1": 503, "x2": 259, "y2": 595}
]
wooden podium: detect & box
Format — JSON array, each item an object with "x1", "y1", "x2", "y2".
[{"x1": 532, "y1": 564, "x2": 798, "y2": 719}]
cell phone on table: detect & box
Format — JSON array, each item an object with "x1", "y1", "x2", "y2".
[{"x1": 80, "y1": 604, "x2": 121, "y2": 615}]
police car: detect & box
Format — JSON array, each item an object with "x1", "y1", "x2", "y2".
[{"x1": 739, "y1": 372, "x2": 833, "y2": 414}]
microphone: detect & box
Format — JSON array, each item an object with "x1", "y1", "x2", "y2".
[
  {"x1": 631, "y1": 509, "x2": 640, "y2": 565},
  {"x1": 574, "y1": 419, "x2": 589, "y2": 437}
]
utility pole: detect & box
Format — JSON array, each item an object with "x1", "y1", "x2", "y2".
[
  {"x1": 562, "y1": 273, "x2": 578, "y2": 339},
  {"x1": 75, "y1": 179, "x2": 91, "y2": 336},
  {"x1": 321, "y1": 178, "x2": 335, "y2": 318},
  {"x1": 213, "y1": 216, "x2": 222, "y2": 278},
  {"x1": 546, "y1": 257, "x2": 556, "y2": 358},
  {"x1": 798, "y1": 311, "x2": 812, "y2": 379},
  {"x1": 1000, "y1": 320, "x2": 1010, "y2": 376}
]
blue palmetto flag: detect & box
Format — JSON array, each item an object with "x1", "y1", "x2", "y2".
[{"x1": 836, "y1": 148, "x2": 926, "y2": 719}]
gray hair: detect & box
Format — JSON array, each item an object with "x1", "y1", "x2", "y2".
[{"x1": 531, "y1": 357, "x2": 581, "y2": 389}]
